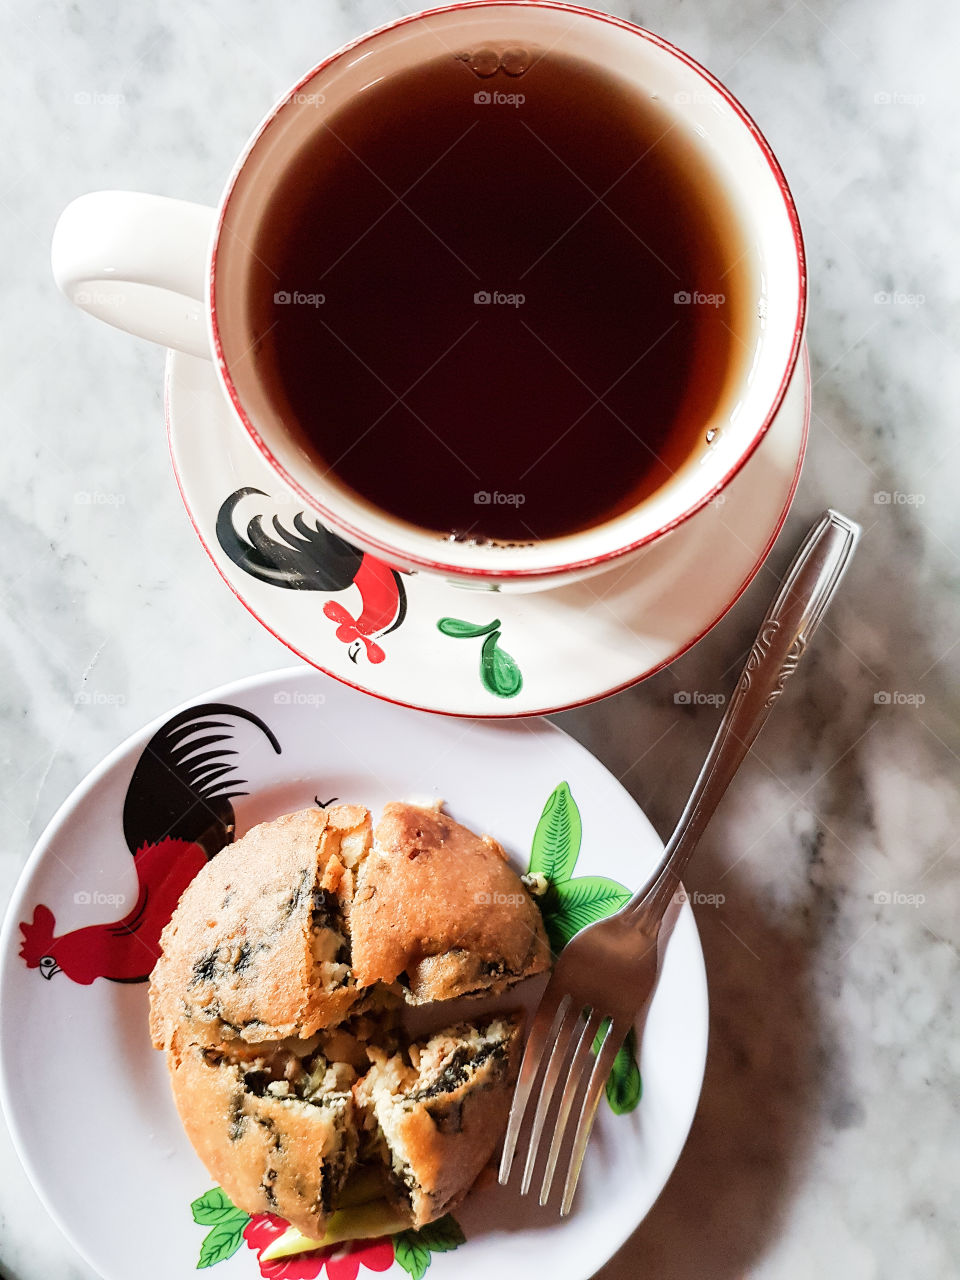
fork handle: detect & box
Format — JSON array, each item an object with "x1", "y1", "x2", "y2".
[{"x1": 624, "y1": 509, "x2": 861, "y2": 922}]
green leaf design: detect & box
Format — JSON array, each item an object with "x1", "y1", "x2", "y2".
[
  {"x1": 191, "y1": 1187, "x2": 241, "y2": 1226},
  {"x1": 393, "y1": 1232, "x2": 432, "y2": 1280},
  {"x1": 544, "y1": 875, "x2": 631, "y2": 950},
  {"x1": 555, "y1": 874, "x2": 632, "y2": 920},
  {"x1": 529, "y1": 781, "x2": 582, "y2": 882},
  {"x1": 480, "y1": 631, "x2": 522, "y2": 698},
  {"x1": 605, "y1": 1028, "x2": 642, "y2": 1114},
  {"x1": 590, "y1": 1021, "x2": 642, "y2": 1114},
  {"x1": 437, "y1": 616, "x2": 500, "y2": 639},
  {"x1": 415, "y1": 1214, "x2": 467, "y2": 1251},
  {"x1": 197, "y1": 1212, "x2": 249, "y2": 1269},
  {"x1": 527, "y1": 783, "x2": 642, "y2": 1117},
  {"x1": 591, "y1": 1017, "x2": 611, "y2": 1056},
  {"x1": 437, "y1": 617, "x2": 522, "y2": 698},
  {"x1": 393, "y1": 1214, "x2": 466, "y2": 1279}
]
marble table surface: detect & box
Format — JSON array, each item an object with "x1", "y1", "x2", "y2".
[{"x1": 1, "y1": 1, "x2": 957, "y2": 1277}]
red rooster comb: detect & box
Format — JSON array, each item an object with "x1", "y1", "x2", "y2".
[{"x1": 19, "y1": 904, "x2": 56, "y2": 967}]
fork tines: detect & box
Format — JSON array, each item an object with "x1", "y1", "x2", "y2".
[{"x1": 499, "y1": 985, "x2": 627, "y2": 1215}]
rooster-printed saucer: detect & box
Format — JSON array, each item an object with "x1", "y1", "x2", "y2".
[
  {"x1": 0, "y1": 667, "x2": 707, "y2": 1280},
  {"x1": 165, "y1": 349, "x2": 809, "y2": 717}
]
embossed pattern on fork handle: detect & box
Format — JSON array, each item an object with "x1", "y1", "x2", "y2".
[{"x1": 626, "y1": 509, "x2": 861, "y2": 920}]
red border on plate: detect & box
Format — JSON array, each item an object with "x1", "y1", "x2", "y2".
[
  {"x1": 207, "y1": 1, "x2": 807, "y2": 581},
  {"x1": 165, "y1": 350, "x2": 810, "y2": 720}
]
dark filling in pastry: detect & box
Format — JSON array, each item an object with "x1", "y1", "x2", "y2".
[{"x1": 411, "y1": 1041, "x2": 504, "y2": 1102}]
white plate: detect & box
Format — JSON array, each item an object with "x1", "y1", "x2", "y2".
[
  {"x1": 0, "y1": 667, "x2": 706, "y2": 1280},
  {"x1": 166, "y1": 350, "x2": 809, "y2": 717}
]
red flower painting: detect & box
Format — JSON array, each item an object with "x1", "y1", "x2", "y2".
[
  {"x1": 242, "y1": 1214, "x2": 394, "y2": 1280},
  {"x1": 191, "y1": 1178, "x2": 464, "y2": 1276}
]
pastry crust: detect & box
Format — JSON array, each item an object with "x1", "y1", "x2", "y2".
[
  {"x1": 351, "y1": 803, "x2": 550, "y2": 1001},
  {"x1": 150, "y1": 805, "x2": 372, "y2": 1051},
  {"x1": 170, "y1": 1041, "x2": 356, "y2": 1237}
]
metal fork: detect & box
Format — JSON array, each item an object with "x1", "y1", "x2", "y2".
[{"x1": 499, "y1": 509, "x2": 861, "y2": 1215}]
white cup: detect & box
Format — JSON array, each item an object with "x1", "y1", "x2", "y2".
[{"x1": 52, "y1": 2, "x2": 804, "y2": 591}]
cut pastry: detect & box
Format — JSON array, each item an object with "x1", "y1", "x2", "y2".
[
  {"x1": 150, "y1": 805, "x2": 372, "y2": 1051},
  {"x1": 350, "y1": 803, "x2": 550, "y2": 1002},
  {"x1": 150, "y1": 802, "x2": 545, "y2": 1233},
  {"x1": 169, "y1": 1039, "x2": 359, "y2": 1238},
  {"x1": 353, "y1": 1014, "x2": 523, "y2": 1226}
]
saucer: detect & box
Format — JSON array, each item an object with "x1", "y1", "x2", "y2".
[{"x1": 166, "y1": 349, "x2": 809, "y2": 716}]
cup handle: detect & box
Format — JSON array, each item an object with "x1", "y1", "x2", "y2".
[{"x1": 51, "y1": 191, "x2": 216, "y2": 359}]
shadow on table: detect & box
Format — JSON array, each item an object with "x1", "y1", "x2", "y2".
[{"x1": 594, "y1": 835, "x2": 823, "y2": 1280}]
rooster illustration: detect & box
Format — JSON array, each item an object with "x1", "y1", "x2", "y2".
[
  {"x1": 19, "y1": 703, "x2": 281, "y2": 985},
  {"x1": 216, "y1": 487, "x2": 407, "y2": 664}
]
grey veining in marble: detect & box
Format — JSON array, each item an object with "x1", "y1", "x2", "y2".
[{"x1": 0, "y1": 1, "x2": 957, "y2": 1278}]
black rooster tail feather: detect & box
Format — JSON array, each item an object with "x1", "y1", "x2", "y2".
[
  {"x1": 216, "y1": 487, "x2": 364, "y2": 591},
  {"x1": 379, "y1": 570, "x2": 408, "y2": 638},
  {"x1": 122, "y1": 702, "x2": 281, "y2": 860}
]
